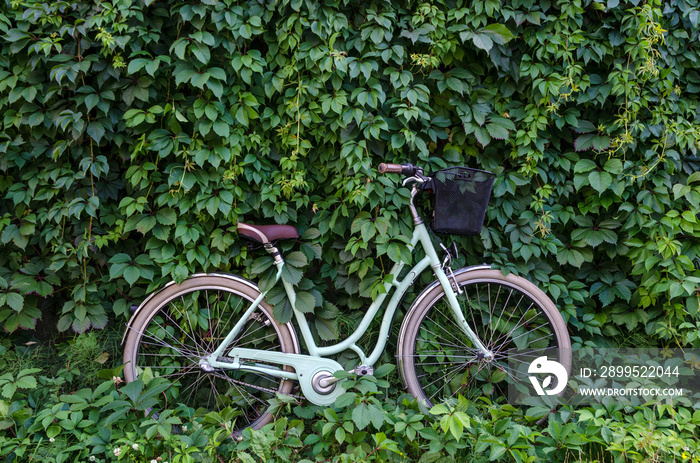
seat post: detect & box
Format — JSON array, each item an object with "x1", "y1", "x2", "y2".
[{"x1": 264, "y1": 243, "x2": 284, "y2": 264}]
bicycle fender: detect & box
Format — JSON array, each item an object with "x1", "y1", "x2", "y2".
[
  {"x1": 120, "y1": 272, "x2": 283, "y2": 345},
  {"x1": 415, "y1": 264, "x2": 491, "y2": 304}
]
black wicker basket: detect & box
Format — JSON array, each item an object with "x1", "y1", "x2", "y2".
[{"x1": 429, "y1": 167, "x2": 496, "y2": 235}]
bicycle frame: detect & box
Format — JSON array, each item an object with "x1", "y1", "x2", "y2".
[{"x1": 202, "y1": 184, "x2": 493, "y2": 405}]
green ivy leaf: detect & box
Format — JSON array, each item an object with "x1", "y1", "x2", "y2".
[
  {"x1": 5, "y1": 293, "x2": 23, "y2": 312},
  {"x1": 588, "y1": 171, "x2": 613, "y2": 194}
]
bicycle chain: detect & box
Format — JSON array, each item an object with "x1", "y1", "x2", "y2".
[{"x1": 209, "y1": 367, "x2": 306, "y2": 401}]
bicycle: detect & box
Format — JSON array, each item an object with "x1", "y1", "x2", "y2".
[{"x1": 122, "y1": 162, "x2": 572, "y2": 432}]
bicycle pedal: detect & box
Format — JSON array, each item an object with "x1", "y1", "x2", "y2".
[{"x1": 354, "y1": 365, "x2": 374, "y2": 376}]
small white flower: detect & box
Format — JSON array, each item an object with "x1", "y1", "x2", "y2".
[
  {"x1": 182, "y1": 425, "x2": 187, "y2": 431},
  {"x1": 132, "y1": 443, "x2": 139, "y2": 451},
  {"x1": 89, "y1": 457, "x2": 96, "y2": 462},
  {"x1": 113, "y1": 447, "x2": 122, "y2": 457},
  {"x1": 151, "y1": 460, "x2": 157, "y2": 463},
  {"x1": 49, "y1": 437, "x2": 55, "y2": 443}
]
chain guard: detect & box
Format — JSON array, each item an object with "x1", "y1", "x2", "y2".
[{"x1": 226, "y1": 348, "x2": 346, "y2": 406}]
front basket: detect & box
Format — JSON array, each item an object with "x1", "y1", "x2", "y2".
[{"x1": 430, "y1": 167, "x2": 496, "y2": 235}]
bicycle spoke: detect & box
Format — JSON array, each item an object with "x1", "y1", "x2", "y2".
[
  {"x1": 417, "y1": 323, "x2": 475, "y2": 352},
  {"x1": 428, "y1": 362, "x2": 472, "y2": 402},
  {"x1": 428, "y1": 304, "x2": 477, "y2": 348},
  {"x1": 161, "y1": 304, "x2": 207, "y2": 356},
  {"x1": 487, "y1": 284, "x2": 510, "y2": 347},
  {"x1": 488, "y1": 302, "x2": 538, "y2": 349},
  {"x1": 139, "y1": 326, "x2": 200, "y2": 356}
]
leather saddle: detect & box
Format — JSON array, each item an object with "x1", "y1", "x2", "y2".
[{"x1": 237, "y1": 222, "x2": 299, "y2": 244}]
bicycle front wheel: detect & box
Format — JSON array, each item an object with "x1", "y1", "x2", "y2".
[
  {"x1": 398, "y1": 268, "x2": 571, "y2": 408},
  {"x1": 123, "y1": 274, "x2": 299, "y2": 432}
]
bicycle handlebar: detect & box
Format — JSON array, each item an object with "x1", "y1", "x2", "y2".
[{"x1": 378, "y1": 163, "x2": 417, "y2": 176}]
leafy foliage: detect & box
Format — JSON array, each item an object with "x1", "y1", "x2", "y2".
[
  {"x1": 0, "y1": 355, "x2": 698, "y2": 462},
  {"x1": 0, "y1": 0, "x2": 698, "y2": 353}
]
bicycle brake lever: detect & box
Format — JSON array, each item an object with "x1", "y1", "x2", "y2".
[
  {"x1": 402, "y1": 176, "x2": 425, "y2": 187},
  {"x1": 450, "y1": 242, "x2": 459, "y2": 260},
  {"x1": 439, "y1": 242, "x2": 460, "y2": 261},
  {"x1": 439, "y1": 243, "x2": 451, "y2": 265}
]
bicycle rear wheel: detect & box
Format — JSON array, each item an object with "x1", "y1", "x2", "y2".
[
  {"x1": 123, "y1": 274, "x2": 299, "y2": 431},
  {"x1": 398, "y1": 268, "x2": 570, "y2": 408}
]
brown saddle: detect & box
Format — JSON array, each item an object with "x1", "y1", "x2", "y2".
[{"x1": 237, "y1": 222, "x2": 299, "y2": 244}]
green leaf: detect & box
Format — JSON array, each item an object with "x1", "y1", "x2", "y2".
[
  {"x1": 593, "y1": 135, "x2": 611, "y2": 151},
  {"x1": 156, "y1": 209, "x2": 176, "y2": 225},
  {"x1": 367, "y1": 403, "x2": 385, "y2": 429},
  {"x1": 294, "y1": 291, "x2": 316, "y2": 313},
  {"x1": 47, "y1": 425, "x2": 61, "y2": 438},
  {"x1": 373, "y1": 364, "x2": 394, "y2": 378},
  {"x1": 474, "y1": 126, "x2": 491, "y2": 146},
  {"x1": 190, "y1": 43, "x2": 211, "y2": 65},
  {"x1": 1, "y1": 383, "x2": 17, "y2": 399},
  {"x1": 449, "y1": 417, "x2": 463, "y2": 440},
  {"x1": 352, "y1": 403, "x2": 371, "y2": 429},
  {"x1": 588, "y1": 171, "x2": 613, "y2": 194},
  {"x1": 123, "y1": 266, "x2": 140, "y2": 285},
  {"x1": 85, "y1": 93, "x2": 100, "y2": 111},
  {"x1": 603, "y1": 158, "x2": 623, "y2": 174},
  {"x1": 334, "y1": 392, "x2": 356, "y2": 408},
  {"x1": 574, "y1": 134, "x2": 595, "y2": 152},
  {"x1": 574, "y1": 120, "x2": 596, "y2": 133},
  {"x1": 314, "y1": 316, "x2": 338, "y2": 341},
  {"x1": 87, "y1": 122, "x2": 105, "y2": 143},
  {"x1": 430, "y1": 404, "x2": 449, "y2": 415},
  {"x1": 486, "y1": 122, "x2": 509, "y2": 140},
  {"x1": 481, "y1": 24, "x2": 515, "y2": 44},
  {"x1": 250, "y1": 257, "x2": 273, "y2": 274},
  {"x1": 212, "y1": 120, "x2": 230, "y2": 137},
  {"x1": 14, "y1": 375, "x2": 36, "y2": 390},
  {"x1": 5, "y1": 293, "x2": 23, "y2": 312},
  {"x1": 127, "y1": 58, "x2": 149, "y2": 75},
  {"x1": 472, "y1": 33, "x2": 493, "y2": 52},
  {"x1": 490, "y1": 445, "x2": 507, "y2": 461},
  {"x1": 285, "y1": 251, "x2": 307, "y2": 268}
]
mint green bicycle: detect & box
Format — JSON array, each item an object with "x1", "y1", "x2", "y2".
[{"x1": 122, "y1": 163, "x2": 571, "y2": 431}]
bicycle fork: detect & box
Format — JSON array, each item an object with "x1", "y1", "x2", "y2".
[
  {"x1": 432, "y1": 264, "x2": 494, "y2": 360},
  {"x1": 412, "y1": 221, "x2": 494, "y2": 361}
]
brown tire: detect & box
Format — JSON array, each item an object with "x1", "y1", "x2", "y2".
[
  {"x1": 397, "y1": 269, "x2": 571, "y2": 409},
  {"x1": 123, "y1": 274, "x2": 299, "y2": 432}
]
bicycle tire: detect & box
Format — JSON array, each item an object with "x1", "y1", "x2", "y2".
[
  {"x1": 397, "y1": 268, "x2": 571, "y2": 408},
  {"x1": 123, "y1": 274, "x2": 299, "y2": 431}
]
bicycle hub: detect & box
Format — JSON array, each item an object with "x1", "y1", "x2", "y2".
[{"x1": 311, "y1": 371, "x2": 337, "y2": 395}]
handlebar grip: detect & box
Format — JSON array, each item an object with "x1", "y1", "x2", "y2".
[
  {"x1": 378, "y1": 163, "x2": 404, "y2": 174},
  {"x1": 378, "y1": 163, "x2": 417, "y2": 176}
]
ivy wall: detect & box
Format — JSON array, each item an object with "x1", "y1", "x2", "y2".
[{"x1": 0, "y1": 0, "x2": 699, "y2": 347}]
